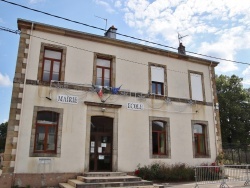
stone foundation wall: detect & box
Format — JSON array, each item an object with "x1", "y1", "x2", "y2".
[{"x1": 0, "y1": 172, "x2": 81, "y2": 188}]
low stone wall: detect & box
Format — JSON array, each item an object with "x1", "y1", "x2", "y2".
[{"x1": 0, "y1": 172, "x2": 81, "y2": 187}]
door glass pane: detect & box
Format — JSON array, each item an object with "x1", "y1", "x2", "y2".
[
  {"x1": 43, "y1": 60, "x2": 51, "y2": 81},
  {"x1": 96, "y1": 68, "x2": 102, "y2": 86},
  {"x1": 194, "y1": 124, "x2": 203, "y2": 134},
  {"x1": 104, "y1": 69, "x2": 110, "y2": 86},
  {"x1": 159, "y1": 133, "x2": 165, "y2": 154},
  {"x1": 47, "y1": 126, "x2": 56, "y2": 150},
  {"x1": 199, "y1": 135, "x2": 205, "y2": 154},
  {"x1": 43, "y1": 71, "x2": 50, "y2": 82},
  {"x1": 44, "y1": 60, "x2": 51, "y2": 71},
  {"x1": 152, "y1": 121, "x2": 165, "y2": 131},
  {"x1": 152, "y1": 82, "x2": 156, "y2": 94},
  {"x1": 96, "y1": 58, "x2": 110, "y2": 67},
  {"x1": 89, "y1": 135, "x2": 95, "y2": 171},
  {"x1": 52, "y1": 73, "x2": 59, "y2": 81},
  {"x1": 194, "y1": 135, "x2": 198, "y2": 154},
  {"x1": 97, "y1": 68, "x2": 102, "y2": 77},
  {"x1": 104, "y1": 69, "x2": 110, "y2": 79},
  {"x1": 35, "y1": 126, "x2": 45, "y2": 151},
  {"x1": 45, "y1": 49, "x2": 62, "y2": 60},
  {"x1": 157, "y1": 83, "x2": 163, "y2": 95},
  {"x1": 152, "y1": 132, "x2": 158, "y2": 154},
  {"x1": 53, "y1": 61, "x2": 60, "y2": 72},
  {"x1": 52, "y1": 61, "x2": 60, "y2": 81},
  {"x1": 104, "y1": 79, "x2": 110, "y2": 87}
]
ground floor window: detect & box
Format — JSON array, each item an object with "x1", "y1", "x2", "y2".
[
  {"x1": 192, "y1": 120, "x2": 210, "y2": 158},
  {"x1": 149, "y1": 116, "x2": 170, "y2": 158},
  {"x1": 34, "y1": 111, "x2": 59, "y2": 153},
  {"x1": 152, "y1": 121, "x2": 166, "y2": 155},
  {"x1": 30, "y1": 106, "x2": 63, "y2": 157}
]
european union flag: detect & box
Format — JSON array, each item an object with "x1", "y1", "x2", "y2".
[{"x1": 111, "y1": 85, "x2": 122, "y2": 94}]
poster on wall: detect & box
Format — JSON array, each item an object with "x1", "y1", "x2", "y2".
[
  {"x1": 98, "y1": 147, "x2": 102, "y2": 153},
  {"x1": 101, "y1": 143, "x2": 106, "y2": 147},
  {"x1": 99, "y1": 155, "x2": 104, "y2": 160}
]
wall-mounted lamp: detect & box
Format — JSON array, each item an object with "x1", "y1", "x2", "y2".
[{"x1": 101, "y1": 108, "x2": 106, "y2": 112}]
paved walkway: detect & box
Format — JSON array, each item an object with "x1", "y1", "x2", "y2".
[{"x1": 156, "y1": 181, "x2": 249, "y2": 187}]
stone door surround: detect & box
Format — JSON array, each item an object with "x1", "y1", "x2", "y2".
[{"x1": 84, "y1": 102, "x2": 121, "y2": 172}]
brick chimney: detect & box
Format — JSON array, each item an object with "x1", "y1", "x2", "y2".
[
  {"x1": 178, "y1": 43, "x2": 186, "y2": 55},
  {"x1": 104, "y1": 25, "x2": 117, "y2": 39}
]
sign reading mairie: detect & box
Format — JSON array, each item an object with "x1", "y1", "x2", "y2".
[{"x1": 57, "y1": 95, "x2": 78, "y2": 104}]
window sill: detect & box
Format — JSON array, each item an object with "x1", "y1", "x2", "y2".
[
  {"x1": 152, "y1": 154, "x2": 170, "y2": 159},
  {"x1": 30, "y1": 152, "x2": 60, "y2": 157},
  {"x1": 194, "y1": 155, "x2": 210, "y2": 158}
]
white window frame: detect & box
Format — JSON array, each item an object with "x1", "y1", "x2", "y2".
[
  {"x1": 148, "y1": 63, "x2": 167, "y2": 96},
  {"x1": 189, "y1": 71, "x2": 205, "y2": 102}
]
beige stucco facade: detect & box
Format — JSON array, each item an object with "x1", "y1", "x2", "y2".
[{"x1": 3, "y1": 19, "x2": 222, "y2": 175}]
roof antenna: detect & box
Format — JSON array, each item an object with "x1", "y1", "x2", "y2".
[
  {"x1": 178, "y1": 32, "x2": 188, "y2": 44},
  {"x1": 95, "y1": 15, "x2": 108, "y2": 31},
  {"x1": 177, "y1": 33, "x2": 188, "y2": 55}
]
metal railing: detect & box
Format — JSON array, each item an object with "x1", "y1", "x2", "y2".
[
  {"x1": 194, "y1": 165, "x2": 250, "y2": 187},
  {"x1": 223, "y1": 143, "x2": 250, "y2": 164}
]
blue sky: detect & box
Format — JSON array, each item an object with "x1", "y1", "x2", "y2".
[{"x1": 1, "y1": 0, "x2": 250, "y2": 123}]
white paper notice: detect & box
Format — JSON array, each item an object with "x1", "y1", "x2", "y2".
[
  {"x1": 99, "y1": 155, "x2": 104, "y2": 160},
  {"x1": 98, "y1": 147, "x2": 102, "y2": 153},
  {"x1": 91, "y1": 142, "x2": 95, "y2": 147},
  {"x1": 101, "y1": 143, "x2": 106, "y2": 147},
  {"x1": 90, "y1": 147, "x2": 94, "y2": 153}
]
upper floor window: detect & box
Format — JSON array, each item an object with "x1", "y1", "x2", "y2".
[
  {"x1": 34, "y1": 111, "x2": 59, "y2": 153},
  {"x1": 149, "y1": 63, "x2": 167, "y2": 96},
  {"x1": 151, "y1": 66, "x2": 164, "y2": 95},
  {"x1": 189, "y1": 71, "x2": 205, "y2": 101},
  {"x1": 38, "y1": 43, "x2": 66, "y2": 84},
  {"x1": 42, "y1": 49, "x2": 62, "y2": 82},
  {"x1": 96, "y1": 58, "x2": 111, "y2": 87},
  {"x1": 93, "y1": 53, "x2": 116, "y2": 88}
]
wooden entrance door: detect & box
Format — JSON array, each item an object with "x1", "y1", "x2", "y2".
[{"x1": 89, "y1": 116, "x2": 113, "y2": 171}]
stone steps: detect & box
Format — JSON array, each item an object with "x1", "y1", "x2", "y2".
[
  {"x1": 77, "y1": 175, "x2": 141, "y2": 183},
  {"x1": 58, "y1": 172, "x2": 160, "y2": 188},
  {"x1": 83, "y1": 172, "x2": 127, "y2": 177}
]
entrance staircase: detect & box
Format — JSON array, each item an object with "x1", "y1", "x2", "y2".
[{"x1": 59, "y1": 172, "x2": 163, "y2": 188}]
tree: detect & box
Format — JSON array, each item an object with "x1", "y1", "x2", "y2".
[
  {"x1": 216, "y1": 75, "x2": 250, "y2": 146},
  {"x1": 0, "y1": 122, "x2": 7, "y2": 153}
]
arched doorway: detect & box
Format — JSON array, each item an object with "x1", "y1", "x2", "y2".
[{"x1": 89, "y1": 116, "x2": 113, "y2": 171}]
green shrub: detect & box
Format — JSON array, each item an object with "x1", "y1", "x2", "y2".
[{"x1": 135, "y1": 162, "x2": 195, "y2": 182}]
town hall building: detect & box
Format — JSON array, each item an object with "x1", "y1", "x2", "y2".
[{"x1": 2, "y1": 18, "x2": 222, "y2": 186}]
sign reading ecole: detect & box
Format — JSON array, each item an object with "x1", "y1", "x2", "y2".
[
  {"x1": 127, "y1": 102, "x2": 144, "y2": 111},
  {"x1": 57, "y1": 95, "x2": 78, "y2": 104}
]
